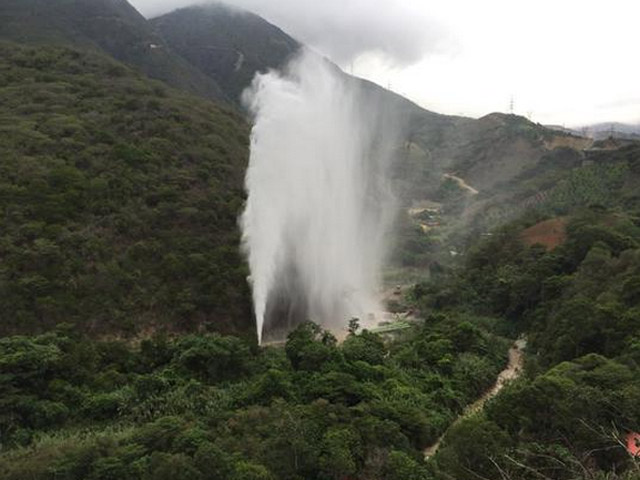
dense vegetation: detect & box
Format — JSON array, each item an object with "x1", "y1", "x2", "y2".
[
  {"x1": 414, "y1": 208, "x2": 640, "y2": 479},
  {"x1": 0, "y1": 42, "x2": 252, "y2": 337},
  {"x1": 0, "y1": 315, "x2": 508, "y2": 479},
  {"x1": 4, "y1": 202, "x2": 639, "y2": 479},
  {"x1": 2, "y1": 3, "x2": 640, "y2": 478}
]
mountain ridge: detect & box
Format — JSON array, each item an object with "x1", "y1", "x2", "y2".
[
  {"x1": 0, "y1": 0, "x2": 228, "y2": 101},
  {"x1": 150, "y1": 3, "x2": 593, "y2": 208},
  {"x1": 151, "y1": 3, "x2": 301, "y2": 103}
]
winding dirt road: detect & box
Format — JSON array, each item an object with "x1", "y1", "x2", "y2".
[
  {"x1": 443, "y1": 173, "x2": 479, "y2": 195},
  {"x1": 423, "y1": 338, "x2": 527, "y2": 459}
]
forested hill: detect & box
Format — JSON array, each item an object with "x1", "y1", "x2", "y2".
[
  {"x1": 151, "y1": 4, "x2": 301, "y2": 103},
  {"x1": 0, "y1": 0, "x2": 624, "y2": 340},
  {"x1": 0, "y1": 2, "x2": 639, "y2": 478},
  {"x1": 0, "y1": 41, "x2": 253, "y2": 337},
  {"x1": 2, "y1": 0, "x2": 585, "y2": 202},
  {"x1": 152, "y1": 3, "x2": 594, "y2": 215},
  {"x1": 151, "y1": 3, "x2": 445, "y2": 120},
  {"x1": 0, "y1": 0, "x2": 227, "y2": 101},
  {"x1": 2, "y1": 172, "x2": 639, "y2": 479},
  {"x1": 411, "y1": 206, "x2": 640, "y2": 479}
]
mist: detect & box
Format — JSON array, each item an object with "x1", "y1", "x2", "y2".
[
  {"x1": 241, "y1": 50, "x2": 400, "y2": 343},
  {"x1": 131, "y1": 0, "x2": 448, "y2": 66}
]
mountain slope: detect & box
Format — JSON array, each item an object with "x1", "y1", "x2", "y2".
[
  {"x1": 152, "y1": 3, "x2": 301, "y2": 103},
  {"x1": 153, "y1": 5, "x2": 588, "y2": 201},
  {"x1": 151, "y1": 3, "x2": 448, "y2": 122},
  {"x1": 0, "y1": 0, "x2": 226, "y2": 101},
  {"x1": 0, "y1": 0, "x2": 597, "y2": 338},
  {"x1": 428, "y1": 113, "x2": 592, "y2": 191},
  {"x1": 0, "y1": 41, "x2": 252, "y2": 337},
  {"x1": 3, "y1": 0, "x2": 583, "y2": 202}
]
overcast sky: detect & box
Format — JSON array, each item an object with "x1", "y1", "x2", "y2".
[{"x1": 131, "y1": 0, "x2": 640, "y2": 126}]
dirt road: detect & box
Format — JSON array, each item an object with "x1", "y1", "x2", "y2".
[
  {"x1": 423, "y1": 338, "x2": 527, "y2": 459},
  {"x1": 443, "y1": 173, "x2": 479, "y2": 195}
]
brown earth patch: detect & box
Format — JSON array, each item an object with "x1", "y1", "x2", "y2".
[
  {"x1": 544, "y1": 135, "x2": 593, "y2": 151},
  {"x1": 521, "y1": 217, "x2": 568, "y2": 250}
]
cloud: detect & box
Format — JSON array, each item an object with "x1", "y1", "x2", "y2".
[
  {"x1": 130, "y1": 0, "x2": 451, "y2": 67},
  {"x1": 597, "y1": 97, "x2": 640, "y2": 110},
  {"x1": 131, "y1": 0, "x2": 196, "y2": 18},
  {"x1": 129, "y1": 0, "x2": 640, "y2": 125}
]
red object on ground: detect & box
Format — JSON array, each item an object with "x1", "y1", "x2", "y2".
[{"x1": 627, "y1": 432, "x2": 640, "y2": 457}]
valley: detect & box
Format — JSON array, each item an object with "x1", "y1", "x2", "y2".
[{"x1": 0, "y1": 1, "x2": 639, "y2": 480}]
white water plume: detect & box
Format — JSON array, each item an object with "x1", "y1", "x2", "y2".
[{"x1": 241, "y1": 51, "x2": 399, "y2": 344}]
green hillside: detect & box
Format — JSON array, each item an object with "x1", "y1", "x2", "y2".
[
  {"x1": 412, "y1": 207, "x2": 640, "y2": 480},
  {"x1": 0, "y1": 0, "x2": 226, "y2": 101},
  {"x1": 2, "y1": 0, "x2": 577, "y2": 209},
  {"x1": 0, "y1": 2, "x2": 638, "y2": 479},
  {"x1": 152, "y1": 4, "x2": 300, "y2": 104},
  {"x1": 0, "y1": 301, "x2": 510, "y2": 480},
  {"x1": 1, "y1": 207, "x2": 639, "y2": 480},
  {"x1": 0, "y1": 41, "x2": 252, "y2": 337}
]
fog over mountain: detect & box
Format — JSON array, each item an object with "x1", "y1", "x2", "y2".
[
  {"x1": 131, "y1": 0, "x2": 640, "y2": 126},
  {"x1": 131, "y1": 0, "x2": 449, "y2": 65}
]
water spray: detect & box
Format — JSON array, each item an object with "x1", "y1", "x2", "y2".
[{"x1": 241, "y1": 51, "x2": 399, "y2": 343}]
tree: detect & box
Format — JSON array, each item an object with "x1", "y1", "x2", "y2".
[
  {"x1": 348, "y1": 317, "x2": 360, "y2": 336},
  {"x1": 342, "y1": 330, "x2": 386, "y2": 365},
  {"x1": 436, "y1": 416, "x2": 510, "y2": 480},
  {"x1": 145, "y1": 452, "x2": 202, "y2": 480},
  {"x1": 230, "y1": 461, "x2": 274, "y2": 480},
  {"x1": 383, "y1": 451, "x2": 429, "y2": 480},
  {"x1": 318, "y1": 427, "x2": 361, "y2": 480},
  {"x1": 285, "y1": 322, "x2": 337, "y2": 371}
]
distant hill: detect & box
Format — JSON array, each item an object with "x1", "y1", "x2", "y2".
[
  {"x1": 547, "y1": 122, "x2": 640, "y2": 141},
  {"x1": 151, "y1": 4, "x2": 447, "y2": 115},
  {"x1": 0, "y1": 0, "x2": 227, "y2": 101},
  {"x1": 582, "y1": 122, "x2": 640, "y2": 140},
  {"x1": 429, "y1": 113, "x2": 592, "y2": 191},
  {"x1": 396, "y1": 112, "x2": 595, "y2": 218}
]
